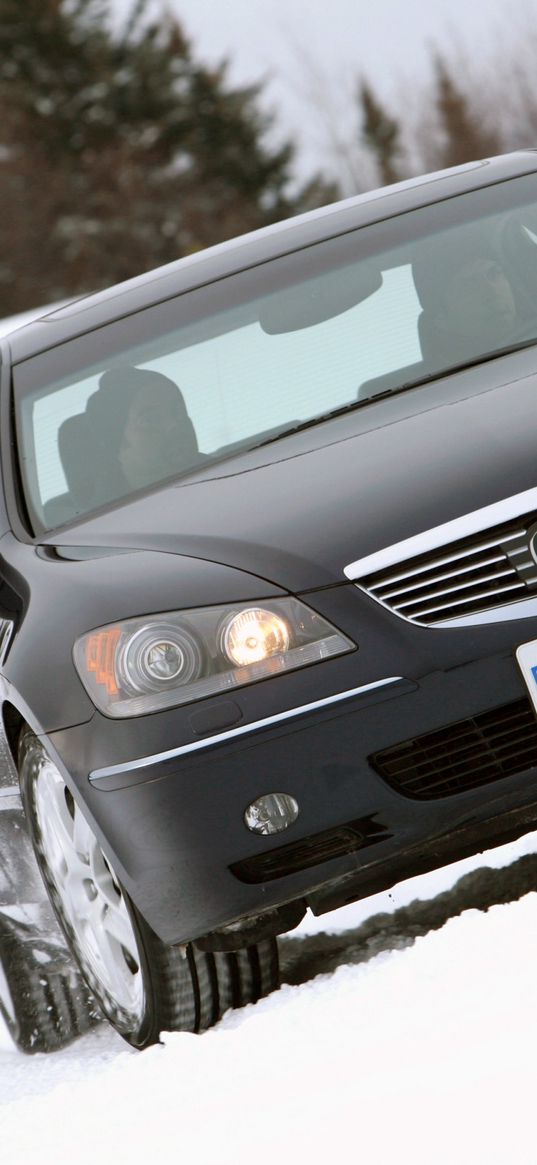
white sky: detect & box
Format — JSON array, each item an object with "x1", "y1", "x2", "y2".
[{"x1": 113, "y1": 0, "x2": 537, "y2": 182}]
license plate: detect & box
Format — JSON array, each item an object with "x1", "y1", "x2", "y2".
[{"x1": 516, "y1": 639, "x2": 537, "y2": 714}]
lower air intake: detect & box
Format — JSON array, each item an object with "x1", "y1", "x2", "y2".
[{"x1": 371, "y1": 698, "x2": 537, "y2": 799}]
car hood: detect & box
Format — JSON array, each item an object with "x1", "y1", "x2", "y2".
[{"x1": 46, "y1": 366, "x2": 537, "y2": 593}]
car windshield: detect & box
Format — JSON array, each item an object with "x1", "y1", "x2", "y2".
[{"x1": 13, "y1": 170, "x2": 537, "y2": 534}]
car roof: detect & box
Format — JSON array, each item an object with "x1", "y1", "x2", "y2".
[{"x1": 7, "y1": 150, "x2": 537, "y2": 364}]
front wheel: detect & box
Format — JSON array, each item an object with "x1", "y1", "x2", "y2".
[{"x1": 18, "y1": 730, "x2": 279, "y2": 1049}]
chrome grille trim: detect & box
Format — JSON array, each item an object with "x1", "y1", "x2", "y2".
[
  {"x1": 380, "y1": 553, "x2": 508, "y2": 598},
  {"x1": 344, "y1": 484, "x2": 537, "y2": 580},
  {"x1": 376, "y1": 537, "x2": 525, "y2": 590},
  {"x1": 345, "y1": 489, "x2": 537, "y2": 626},
  {"x1": 402, "y1": 579, "x2": 525, "y2": 620},
  {"x1": 391, "y1": 566, "x2": 519, "y2": 607}
]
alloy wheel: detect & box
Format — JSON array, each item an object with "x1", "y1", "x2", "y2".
[{"x1": 32, "y1": 755, "x2": 145, "y2": 1029}]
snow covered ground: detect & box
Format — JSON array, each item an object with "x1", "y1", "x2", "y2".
[{"x1": 2, "y1": 830, "x2": 537, "y2": 1165}]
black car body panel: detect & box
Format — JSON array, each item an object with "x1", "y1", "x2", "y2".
[{"x1": 4, "y1": 152, "x2": 537, "y2": 946}]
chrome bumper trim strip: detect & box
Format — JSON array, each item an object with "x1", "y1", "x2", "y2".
[{"x1": 89, "y1": 677, "x2": 404, "y2": 785}]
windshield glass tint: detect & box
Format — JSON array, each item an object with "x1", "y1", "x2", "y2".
[{"x1": 13, "y1": 171, "x2": 537, "y2": 533}]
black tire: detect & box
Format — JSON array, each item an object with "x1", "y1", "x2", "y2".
[
  {"x1": 0, "y1": 913, "x2": 99, "y2": 1054},
  {"x1": 18, "y1": 729, "x2": 279, "y2": 1049}
]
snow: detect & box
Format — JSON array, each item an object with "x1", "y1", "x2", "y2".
[{"x1": 2, "y1": 829, "x2": 537, "y2": 1163}]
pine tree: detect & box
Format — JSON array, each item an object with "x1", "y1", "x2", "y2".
[
  {"x1": 359, "y1": 81, "x2": 402, "y2": 186},
  {"x1": 0, "y1": 0, "x2": 305, "y2": 314},
  {"x1": 432, "y1": 56, "x2": 502, "y2": 170}
]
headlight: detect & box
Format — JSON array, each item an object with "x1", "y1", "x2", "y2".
[
  {"x1": 74, "y1": 598, "x2": 355, "y2": 718},
  {"x1": 219, "y1": 608, "x2": 290, "y2": 666}
]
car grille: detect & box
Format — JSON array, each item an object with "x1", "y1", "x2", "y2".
[
  {"x1": 370, "y1": 698, "x2": 537, "y2": 799},
  {"x1": 357, "y1": 511, "x2": 537, "y2": 625}
]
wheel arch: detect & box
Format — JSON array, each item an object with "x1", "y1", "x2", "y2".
[{"x1": 2, "y1": 701, "x2": 25, "y2": 769}]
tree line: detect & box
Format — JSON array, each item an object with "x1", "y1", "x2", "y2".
[
  {"x1": 0, "y1": 0, "x2": 535, "y2": 316},
  {"x1": 356, "y1": 56, "x2": 508, "y2": 191}
]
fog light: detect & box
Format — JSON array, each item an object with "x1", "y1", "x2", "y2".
[{"x1": 244, "y1": 793, "x2": 299, "y2": 835}]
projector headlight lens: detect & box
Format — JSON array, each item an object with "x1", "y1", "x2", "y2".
[{"x1": 119, "y1": 623, "x2": 203, "y2": 693}]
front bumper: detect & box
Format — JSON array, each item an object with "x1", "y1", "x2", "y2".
[{"x1": 45, "y1": 616, "x2": 537, "y2": 944}]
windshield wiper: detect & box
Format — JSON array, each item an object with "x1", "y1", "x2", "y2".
[{"x1": 252, "y1": 334, "x2": 537, "y2": 450}]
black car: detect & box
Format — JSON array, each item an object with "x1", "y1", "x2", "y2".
[{"x1": 3, "y1": 150, "x2": 537, "y2": 1049}]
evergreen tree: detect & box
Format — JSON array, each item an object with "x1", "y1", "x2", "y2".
[
  {"x1": 0, "y1": 0, "x2": 309, "y2": 314},
  {"x1": 359, "y1": 81, "x2": 402, "y2": 186},
  {"x1": 432, "y1": 55, "x2": 502, "y2": 170}
]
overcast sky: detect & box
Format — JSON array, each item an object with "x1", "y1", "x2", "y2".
[{"x1": 112, "y1": 0, "x2": 537, "y2": 182}]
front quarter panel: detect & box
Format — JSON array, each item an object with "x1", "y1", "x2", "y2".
[{"x1": 0, "y1": 533, "x2": 287, "y2": 733}]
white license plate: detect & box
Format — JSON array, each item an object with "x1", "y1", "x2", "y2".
[{"x1": 516, "y1": 639, "x2": 537, "y2": 714}]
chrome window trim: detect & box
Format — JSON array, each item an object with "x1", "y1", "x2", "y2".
[
  {"x1": 89, "y1": 677, "x2": 403, "y2": 785},
  {"x1": 343, "y1": 484, "x2": 537, "y2": 580}
]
